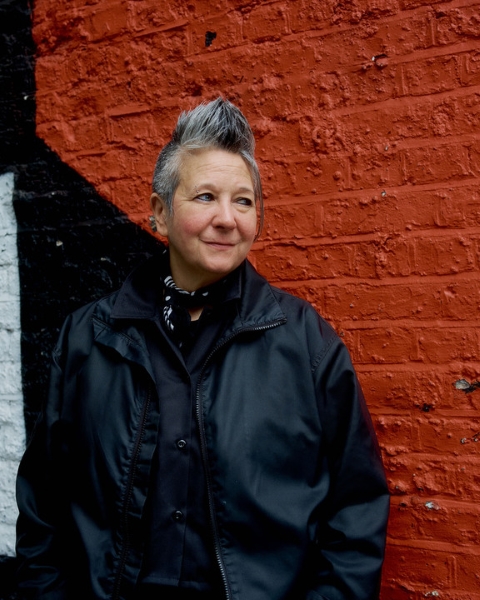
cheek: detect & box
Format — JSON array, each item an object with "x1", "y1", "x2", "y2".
[
  {"x1": 171, "y1": 214, "x2": 205, "y2": 240},
  {"x1": 242, "y1": 213, "x2": 258, "y2": 241}
]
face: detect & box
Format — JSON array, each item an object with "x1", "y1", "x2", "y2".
[{"x1": 151, "y1": 148, "x2": 257, "y2": 291}]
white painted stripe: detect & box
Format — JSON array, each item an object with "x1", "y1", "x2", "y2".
[{"x1": 0, "y1": 172, "x2": 26, "y2": 556}]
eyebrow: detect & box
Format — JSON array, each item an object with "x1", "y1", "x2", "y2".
[{"x1": 192, "y1": 183, "x2": 254, "y2": 195}]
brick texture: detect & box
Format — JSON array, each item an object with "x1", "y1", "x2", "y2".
[{"x1": 31, "y1": 0, "x2": 480, "y2": 597}]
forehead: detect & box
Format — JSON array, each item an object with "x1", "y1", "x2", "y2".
[{"x1": 178, "y1": 148, "x2": 254, "y2": 187}]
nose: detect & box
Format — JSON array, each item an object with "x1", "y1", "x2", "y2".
[{"x1": 213, "y1": 199, "x2": 236, "y2": 229}]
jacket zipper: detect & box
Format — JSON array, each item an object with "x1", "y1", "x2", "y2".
[
  {"x1": 111, "y1": 383, "x2": 153, "y2": 600},
  {"x1": 195, "y1": 320, "x2": 285, "y2": 600}
]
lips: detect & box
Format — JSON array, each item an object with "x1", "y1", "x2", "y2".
[{"x1": 203, "y1": 240, "x2": 236, "y2": 249}]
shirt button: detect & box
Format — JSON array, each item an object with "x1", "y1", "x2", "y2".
[
  {"x1": 176, "y1": 439, "x2": 187, "y2": 450},
  {"x1": 173, "y1": 510, "x2": 184, "y2": 522}
]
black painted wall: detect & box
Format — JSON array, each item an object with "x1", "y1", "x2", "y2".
[{"x1": 0, "y1": 1, "x2": 160, "y2": 596}]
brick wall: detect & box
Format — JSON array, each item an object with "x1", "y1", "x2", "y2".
[
  {"x1": 0, "y1": 173, "x2": 25, "y2": 559},
  {"x1": 4, "y1": 0, "x2": 480, "y2": 597}
]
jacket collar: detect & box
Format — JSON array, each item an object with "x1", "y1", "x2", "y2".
[
  {"x1": 92, "y1": 252, "x2": 286, "y2": 378},
  {"x1": 229, "y1": 260, "x2": 287, "y2": 333},
  {"x1": 109, "y1": 252, "x2": 164, "y2": 321},
  {"x1": 109, "y1": 250, "x2": 287, "y2": 333}
]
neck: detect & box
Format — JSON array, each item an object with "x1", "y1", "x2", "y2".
[{"x1": 189, "y1": 307, "x2": 204, "y2": 321}]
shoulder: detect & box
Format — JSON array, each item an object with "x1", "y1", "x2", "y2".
[
  {"x1": 266, "y1": 286, "x2": 360, "y2": 386},
  {"x1": 260, "y1": 281, "x2": 345, "y2": 369},
  {"x1": 64, "y1": 290, "x2": 119, "y2": 332},
  {"x1": 244, "y1": 260, "x2": 338, "y2": 341},
  {"x1": 53, "y1": 291, "x2": 120, "y2": 359}
]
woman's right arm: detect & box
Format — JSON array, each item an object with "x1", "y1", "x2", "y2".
[{"x1": 16, "y1": 321, "x2": 73, "y2": 600}]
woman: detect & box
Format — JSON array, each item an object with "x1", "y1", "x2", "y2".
[{"x1": 16, "y1": 98, "x2": 389, "y2": 600}]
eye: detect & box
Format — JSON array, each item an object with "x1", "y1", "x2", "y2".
[
  {"x1": 236, "y1": 197, "x2": 254, "y2": 206},
  {"x1": 195, "y1": 192, "x2": 214, "y2": 202}
]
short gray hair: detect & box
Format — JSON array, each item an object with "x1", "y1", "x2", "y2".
[{"x1": 152, "y1": 97, "x2": 264, "y2": 238}]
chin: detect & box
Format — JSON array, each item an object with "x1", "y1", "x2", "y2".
[{"x1": 207, "y1": 262, "x2": 239, "y2": 276}]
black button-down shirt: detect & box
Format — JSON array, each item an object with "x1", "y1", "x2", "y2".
[{"x1": 137, "y1": 272, "x2": 241, "y2": 597}]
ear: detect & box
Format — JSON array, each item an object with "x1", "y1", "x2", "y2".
[{"x1": 150, "y1": 193, "x2": 169, "y2": 237}]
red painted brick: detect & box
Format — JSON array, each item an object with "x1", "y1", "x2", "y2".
[
  {"x1": 370, "y1": 183, "x2": 479, "y2": 232},
  {"x1": 100, "y1": 41, "x2": 153, "y2": 81},
  {"x1": 345, "y1": 326, "x2": 418, "y2": 365},
  {"x1": 374, "y1": 12, "x2": 433, "y2": 54},
  {"x1": 36, "y1": 121, "x2": 70, "y2": 154},
  {"x1": 324, "y1": 62, "x2": 403, "y2": 108},
  {"x1": 269, "y1": 280, "x2": 328, "y2": 315},
  {"x1": 202, "y1": 42, "x2": 289, "y2": 86},
  {"x1": 80, "y1": 2, "x2": 129, "y2": 41},
  {"x1": 460, "y1": 49, "x2": 480, "y2": 86},
  {"x1": 383, "y1": 544, "x2": 453, "y2": 588},
  {"x1": 106, "y1": 110, "x2": 159, "y2": 147},
  {"x1": 70, "y1": 144, "x2": 155, "y2": 189},
  {"x1": 255, "y1": 243, "x2": 346, "y2": 282},
  {"x1": 262, "y1": 154, "x2": 351, "y2": 198},
  {"x1": 287, "y1": 0, "x2": 336, "y2": 32},
  {"x1": 417, "y1": 328, "x2": 480, "y2": 364},
  {"x1": 402, "y1": 54, "x2": 462, "y2": 96},
  {"x1": 374, "y1": 236, "x2": 413, "y2": 277},
  {"x1": 468, "y1": 137, "x2": 480, "y2": 178},
  {"x1": 59, "y1": 45, "x2": 110, "y2": 94},
  {"x1": 324, "y1": 0, "x2": 399, "y2": 27},
  {"x1": 65, "y1": 116, "x2": 108, "y2": 152},
  {"x1": 33, "y1": 55, "x2": 66, "y2": 95},
  {"x1": 51, "y1": 89, "x2": 107, "y2": 121},
  {"x1": 32, "y1": 9, "x2": 85, "y2": 54},
  {"x1": 455, "y1": 554, "x2": 480, "y2": 592},
  {"x1": 256, "y1": 237, "x2": 386, "y2": 282},
  {"x1": 350, "y1": 150, "x2": 404, "y2": 189},
  {"x1": 263, "y1": 203, "x2": 321, "y2": 240},
  {"x1": 253, "y1": 244, "x2": 309, "y2": 281},
  {"x1": 322, "y1": 189, "x2": 456, "y2": 237},
  {"x1": 356, "y1": 368, "x2": 459, "y2": 412},
  {"x1": 389, "y1": 497, "x2": 480, "y2": 546},
  {"x1": 298, "y1": 12, "x2": 432, "y2": 77},
  {"x1": 129, "y1": 1, "x2": 190, "y2": 32},
  {"x1": 385, "y1": 454, "x2": 479, "y2": 498},
  {"x1": 428, "y1": 93, "x2": 480, "y2": 139},
  {"x1": 375, "y1": 415, "x2": 415, "y2": 450},
  {"x1": 433, "y1": 187, "x2": 469, "y2": 228},
  {"x1": 413, "y1": 235, "x2": 476, "y2": 276},
  {"x1": 352, "y1": 323, "x2": 478, "y2": 365},
  {"x1": 324, "y1": 279, "x2": 480, "y2": 322},
  {"x1": 417, "y1": 416, "x2": 480, "y2": 454},
  {"x1": 402, "y1": 144, "x2": 471, "y2": 185},
  {"x1": 101, "y1": 177, "x2": 149, "y2": 215},
  {"x1": 434, "y1": 6, "x2": 480, "y2": 47},
  {"x1": 455, "y1": 456, "x2": 480, "y2": 502},
  {"x1": 242, "y1": 3, "x2": 288, "y2": 43},
  {"x1": 189, "y1": 10, "x2": 243, "y2": 52},
  {"x1": 313, "y1": 91, "x2": 480, "y2": 149},
  {"x1": 474, "y1": 237, "x2": 480, "y2": 269},
  {"x1": 400, "y1": 0, "x2": 443, "y2": 9},
  {"x1": 242, "y1": 83, "x2": 296, "y2": 127}
]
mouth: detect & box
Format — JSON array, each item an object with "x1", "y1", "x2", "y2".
[{"x1": 204, "y1": 241, "x2": 236, "y2": 249}]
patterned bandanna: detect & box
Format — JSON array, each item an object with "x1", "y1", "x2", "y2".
[{"x1": 159, "y1": 249, "x2": 235, "y2": 340}]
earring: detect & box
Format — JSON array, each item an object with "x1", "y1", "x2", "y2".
[{"x1": 149, "y1": 215, "x2": 157, "y2": 232}]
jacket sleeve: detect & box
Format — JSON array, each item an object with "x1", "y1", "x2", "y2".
[
  {"x1": 307, "y1": 335, "x2": 390, "y2": 600},
  {"x1": 16, "y1": 317, "x2": 74, "y2": 600}
]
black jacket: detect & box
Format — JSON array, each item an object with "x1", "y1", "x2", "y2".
[{"x1": 16, "y1": 256, "x2": 389, "y2": 600}]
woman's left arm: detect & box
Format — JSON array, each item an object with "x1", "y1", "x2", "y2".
[{"x1": 307, "y1": 337, "x2": 390, "y2": 600}]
